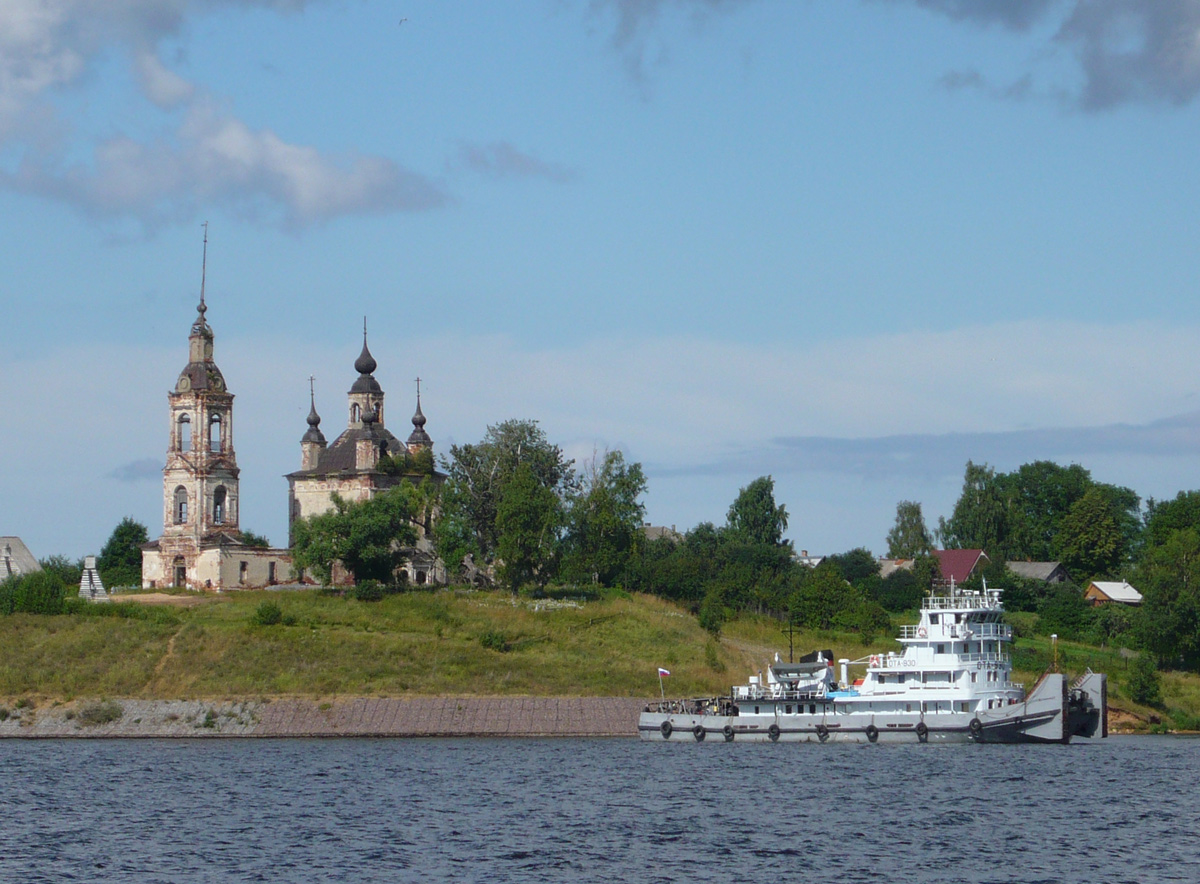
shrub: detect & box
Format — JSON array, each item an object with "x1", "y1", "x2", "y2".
[
  {"x1": 77, "y1": 701, "x2": 123, "y2": 726},
  {"x1": 480, "y1": 630, "x2": 510, "y2": 652},
  {"x1": 252, "y1": 601, "x2": 283, "y2": 626},
  {"x1": 352, "y1": 581, "x2": 385, "y2": 602},
  {"x1": 0, "y1": 708, "x2": 8, "y2": 721},
  {"x1": 1128, "y1": 653, "x2": 1162, "y2": 707}
]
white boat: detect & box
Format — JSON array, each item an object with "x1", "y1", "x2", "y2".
[{"x1": 639, "y1": 583, "x2": 1107, "y2": 743}]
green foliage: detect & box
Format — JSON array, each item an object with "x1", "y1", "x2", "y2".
[
  {"x1": 351, "y1": 580, "x2": 386, "y2": 602},
  {"x1": 1034, "y1": 584, "x2": 1091, "y2": 640},
  {"x1": 0, "y1": 571, "x2": 68, "y2": 615},
  {"x1": 826, "y1": 548, "x2": 878, "y2": 584},
  {"x1": 496, "y1": 463, "x2": 565, "y2": 591},
  {"x1": 561, "y1": 450, "x2": 647, "y2": 585},
  {"x1": 39, "y1": 555, "x2": 83, "y2": 587},
  {"x1": 870, "y1": 567, "x2": 926, "y2": 612},
  {"x1": 725, "y1": 476, "x2": 789, "y2": 547},
  {"x1": 1136, "y1": 528, "x2": 1200, "y2": 670},
  {"x1": 1053, "y1": 487, "x2": 1124, "y2": 582},
  {"x1": 252, "y1": 601, "x2": 283, "y2": 626},
  {"x1": 437, "y1": 419, "x2": 576, "y2": 570},
  {"x1": 886, "y1": 500, "x2": 932, "y2": 558},
  {"x1": 376, "y1": 447, "x2": 435, "y2": 477},
  {"x1": 480, "y1": 630, "x2": 510, "y2": 652},
  {"x1": 291, "y1": 486, "x2": 420, "y2": 584},
  {"x1": 98, "y1": 516, "x2": 149, "y2": 587},
  {"x1": 1144, "y1": 491, "x2": 1200, "y2": 552},
  {"x1": 938, "y1": 460, "x2": 1140, "y2": 569},
  {"x1": 1128, "y1": 653, "x2": 1162, "y2": 707},
  {"x1": 77, "y1": 700, "x2": 123, "y2": 726},
  {"x1": 237, "y1": 530, "x2": 272, "y2": 549}
]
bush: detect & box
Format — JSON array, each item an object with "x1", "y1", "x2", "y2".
[
  {"x1": 0, "y1": 571, "x2": 68, "y2": 615},
  {"x1": 1128, "y1": 653, "x2": 1162, "y2": 707},
  {"x1": 352, "y1": 581, "x2": 385, "y2": 602},
  {"x1": 480, "y1": 630, "x2": 510, "y2": 652},
  {"x1": 252, "y1": 601, "x2": 283, "y2": 626},
  {"x1": 77, "y1": 700, "x2": 123, "y2": 727}
]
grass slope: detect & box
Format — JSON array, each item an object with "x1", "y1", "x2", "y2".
[{"x1": 0, "y1": 588, "x2": 1188, "y2": 730}]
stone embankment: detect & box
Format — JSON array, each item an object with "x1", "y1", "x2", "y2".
[{"x1": 0, "y1": 697, "x2": 650, "y2": 739}]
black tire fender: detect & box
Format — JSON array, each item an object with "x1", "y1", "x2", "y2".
[
  {"x1": 916, "y1": 721, "x2": 928, "y2": 742},
  {"x1": 768, "y1": 723, "x2": 781, "y2": 742},
  {"x1": 693, "y1": 724, "x2": 706, "y2": 742},
  {"x1": 865, "y1": 724, "x2": 879, "y2": 743},
  {"x1": 723, "y1": 724, "x2": 734, "y2": 742},
  {"x1": 660, "y1": 719, "x2": 673, "y2": 739},
  {"x1": 816, "y1": 724, "x2": 829, "y2": 743},
  {"x1": 969, "y1": 717, "x2": 983, "y2": 737}
]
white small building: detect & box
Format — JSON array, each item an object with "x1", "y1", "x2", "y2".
[{"x1": 1083, "y1": 580, "x2": 1143, "y2": 606}]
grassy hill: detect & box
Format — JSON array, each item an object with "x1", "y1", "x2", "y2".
[{"x1": 0, "y1": 586, "x2": 1186, "y2": 731}]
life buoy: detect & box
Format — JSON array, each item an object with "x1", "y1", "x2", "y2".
[
  {"x1": 816, "y1": 724, "x2": 829, "y2": 743},
  {"x1": 869, "y1": 655, "x2": 881, "y2": 668},
  {"x1": 969, "y1": 717, "x2": 983, "y2": 738},
  {"x1": 917, "y1": 627, "x2": 928, "y2": 638},
  {"x1": 865, "y1": 724, "x2": 879, "y2": 743},
  {"x1": 768, "y1": 723, "x2": 781, "y2": 742},
  {"x1": 693, "y1": 724, "x2": 705, "y2": 742},
  {"x1": 660, "y1": 719, "x2": 673, "y2": 739},
  {"x1": 916, "y1": 721, "x2": 928, "y2": 743},
  {"x1": 723, "y1": 724, "x2": 735, "y2": 742}
]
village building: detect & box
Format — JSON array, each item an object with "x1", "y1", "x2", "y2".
[
  {"x1": 285, "y1": 331, "x2": 446, "y2": 585},
  {"x1": 1083, "y1": 580, "x2": 1143, "y2": 606},
  {"x1": 1, "y1": 537, "x2": 40, "y2": 580},
  {"x1": 141, "y1": 287, "x2": 293, "y2": 590},
  {"x1": 1006, "y1": 561, "x2": 1071, "y2": 585}
]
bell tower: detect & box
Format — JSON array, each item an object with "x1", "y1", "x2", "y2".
[{"x1": 158, "y1": 227, "x2": 240, "y2": 584}]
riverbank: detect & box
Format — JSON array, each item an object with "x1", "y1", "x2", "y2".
[{"x1": 0, "y1": 696, "x2": 650, "y2": 738}]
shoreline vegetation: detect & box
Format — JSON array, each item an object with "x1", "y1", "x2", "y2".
[{"x1": 0, "y1": 587, "x2": 1188, "y2": 736}]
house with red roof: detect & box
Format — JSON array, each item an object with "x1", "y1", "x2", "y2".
[{"x1": 932, "y1": 549, "x2": 989, "y2": 585}]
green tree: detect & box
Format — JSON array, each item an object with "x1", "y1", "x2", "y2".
[
  {"x1": 291, "y1": 486, "x2": 419, "y2": 585},
  {"x1": 237, "y1": 530, "x2": 271, "y2": 549},
  {"x1": 937, "y1": 461, "x2": 1015, "y2": 559},
  {"x1": 437, "y1": 419, "x2": 576, "y2": 569},
  {"x1": 725, "y1": 476, "x2": 789, "y2": 547},
  {"x1": 886, "y1": 500, "x2": 932, "y2": 558},
  {"x1": 97, "y1": 517, "x2": 149, "y2": 588},
  {"x1": 39, "y1": 555, "x2": 83, "y2": 587},
  {"x1": 495, "y1": 463, "x2": 565, "y2": 591},
  {"x1": 999, "y1": 461, "x2": 1094, "y2": 560},
  {"x1": 0, "y1": 570, "x2": 68, "y2": 615},
  {"x1": 1143, "y1": 491, "x2": 1200, "y2": 553},
  {"x1": 562, "y1": 449, "x2": 647, "y2": 585},
  {"x1": 1127, "y1": 653, "x2": 1162, "y2": 707},
  {"x1": 827, "y1": 547, "x2": 879, "y2": 585},
  {"x1": 1136, "y1": 528, "x2": 1200, "y2": 670},
  {"x1": 1053, "y1": 487, "x2": 1124, "y2": 581}
]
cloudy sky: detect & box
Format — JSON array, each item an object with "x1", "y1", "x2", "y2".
[{"x1": 4, "y1": 0, "x2": 1200, "y2": 560}]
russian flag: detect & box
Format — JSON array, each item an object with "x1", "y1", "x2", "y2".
[{"x1": 658, "y1": 667, "x2": 671, "y2": 677}]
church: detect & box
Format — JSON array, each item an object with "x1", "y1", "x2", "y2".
[{"x1": 142, "y1": 274, "x2": 442, "y2": 590}]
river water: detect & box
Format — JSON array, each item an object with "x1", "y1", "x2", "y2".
[{"x1": 0, "y1": 736, "x2": 1195, "y2": 883}]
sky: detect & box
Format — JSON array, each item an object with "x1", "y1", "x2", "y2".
[{"x1": 4, "y1": 0, "x2": 1200, "y2": 561}]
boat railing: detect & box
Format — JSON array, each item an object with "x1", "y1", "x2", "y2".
[
  {"x1": 732, "y1": 685, "x2": 827, "y2": 702},
  {"x1": 898, "y1": 623, "x2": 1012, "y2": 641},
  {"x1": 923, "y1": 593, "x2": 1003, "y2": 612},
  {"x1": 957, "y1": 652, "x2": 1010, "y2": 666}
]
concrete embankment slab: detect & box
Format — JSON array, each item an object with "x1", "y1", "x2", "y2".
[{"x1": 0, "y1": 697, "x2": 650, "y2": 738}]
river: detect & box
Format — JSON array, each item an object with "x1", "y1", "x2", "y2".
[{"x1": 0, "y1": 735, "x2": 1194, "y2": 883}]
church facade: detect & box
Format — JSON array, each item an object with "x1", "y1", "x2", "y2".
[
  {"x1": 141, "y1": 296, "x2": 293, "y2": 590},
  {"x1": 285, "y1": 333, "x2": 446, "y2": 585}
]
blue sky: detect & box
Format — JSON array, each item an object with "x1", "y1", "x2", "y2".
[{"x1": 4, "y1": 0, "x2": 1200, "y2": 560}]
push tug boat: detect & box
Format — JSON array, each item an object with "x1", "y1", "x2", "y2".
[{"x1": 640, "y1": 583, "x2": 1107, "y2": 744}]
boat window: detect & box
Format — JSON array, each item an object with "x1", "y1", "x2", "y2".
[
  {"x1": 937, "y1": 644, "x2": 945, "y2": 654},
  {"x1": 898, "y1": 674, "x2": 905, "y2": 684},
  {"x1": 970, "y1": 672, "x2": 977, "y2": 683},
  {"x1": 785, "y1": 705, "x2": 792, "y2": 714},
  {"x1": 809, "y1": 705, "x2": 816, "y2": 715},
  {"x1": 930, "y1": 614, "x2": 939, "y2": 624}
]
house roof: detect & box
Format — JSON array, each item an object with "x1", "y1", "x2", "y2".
[
  {"x1": 642, "y1": 525, "x2": 682, "y2": 543},
  {"x1": 933, "y1": 549, "x2": 989, "y2": 584},
  {"x1": 1086, "y1": 580, "x2": 1143, "y2": 604},
  {"x1": 877, "y1": 558, "x2": 915, "y2": 579},
  {"x1": 1, "y1": 537, "x2": 41, "y2": 579},
  {"x1": 1006, "y1": 561, "x2": 1067, "y2": 582}
]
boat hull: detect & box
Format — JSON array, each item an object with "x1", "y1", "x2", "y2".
[{"x1": 639, "y1": 673, "x2": 1082, "y2": 745}]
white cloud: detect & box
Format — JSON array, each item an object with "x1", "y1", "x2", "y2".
[{"x1": 0, "y1": 0, "x2": 447, "y2": 229}]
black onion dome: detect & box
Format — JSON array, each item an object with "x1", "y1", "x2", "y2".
[
  {"x1": 354, "y1": 338, "x2": 377, "y2": 375},
  {"x1": 407, "y1": 397, "x2": 432, "y2": 447},
  {"x1": 302, "y1": 396, "x2": 325, "y2": 444}
]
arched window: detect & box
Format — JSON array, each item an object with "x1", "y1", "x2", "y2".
[
  {"x1": 178, "y1": 415, "x2": 191, "y2": 452},
  {"x1": 351, "y1": 403, "x2": 361, "y2": 423},
  {"x1": 209, "y1": 414, "x2": 222, "y2": 452},
  {"x1": 173, "y1": 556, "x2": 186, "y2": 588},
  {"x1": 213, "y1": 486, "x2": 227, "y2": 524},
  {"x1": 174, "y1": 486, "x2": 189, "y2": 524}
]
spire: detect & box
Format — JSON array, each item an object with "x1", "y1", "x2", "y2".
[
  {"x1": 354, "y1": 317, "x2": 377, "y2": 375},
  {"x1": 191, "y1": 221, "x2": 211, "y2": 338},
  {"x1": 303, "y1": 375, "x2": 326, "y2": 444},
  {"x1": 407, "y1": 376, "x2": 432, "y2": 449}
]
